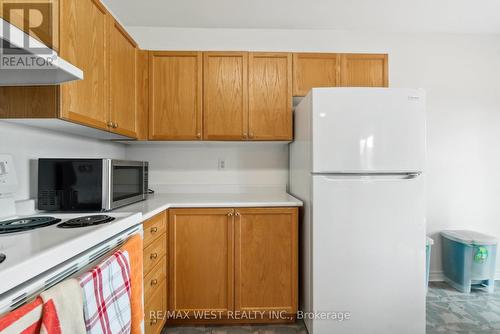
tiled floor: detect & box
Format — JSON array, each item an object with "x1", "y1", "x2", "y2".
[
  {"x1": 162, "y1": 322, "x2": 308, "y2": 334},
  {"x1": 163, "y1": 282, "x2": 500, "y2": 334},
  {"x1": 427, "y1": 281, "x2": 500, "y2": 334}
]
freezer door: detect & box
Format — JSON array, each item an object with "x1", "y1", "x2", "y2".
[
  {"x1": 311, "y1": 174, "x2": 425, "y2": 334},
  {"x1": 312, "y1": 88, "x2": 425, "y2": 173}
]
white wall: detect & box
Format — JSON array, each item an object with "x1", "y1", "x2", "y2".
[
  {"x1": 0, "y1": 122, "x2": 126, "y2": 200},
  {"x1": 125, "y1": 142, "x2": 289, "y2": 193},
  {"x1": 2, "y1": 26, "x2": 500, "y2": 277},
  {"x1": 127, "y1": 26, "x2": 500, "y2": 277},
  {"x1": 0, "y1": 121, "x2": 289, "y2": 198}
]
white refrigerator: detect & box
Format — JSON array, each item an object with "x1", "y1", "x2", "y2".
[{"x1": 289, "y1": 88, "x2": 426, "y2": 334}]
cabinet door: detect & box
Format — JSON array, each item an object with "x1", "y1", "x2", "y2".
[
  {"x1": 203, "y1": 52, "x2": 248, "y2": 140},
  {"x1": 109, "y1": 19, "x2": 137, "y2": 138},
  {"x1": 136, "y1": 49, "x2": 150, "y2": 140},
  {"x1": 168, "y1": 208, "x2": 234, "y2": 316},
  {"x1": 293, "y1": 53, "x2": 340, "y2": 96},
  {"x1": 234, "y1": 207, "x2": 298, "y2": 315},
  {"x1": 248, "y1": 52, "x2": 293, "y2": 141},
  {"x1": 340, "y1": 54, "x2": 388, "y2": 87},
  {"x1": 59, "y1": 0, "x2": 109, "y2": 130},
  {"x1": 149, "y1": 52, "x2": 203, "y2": 140}
]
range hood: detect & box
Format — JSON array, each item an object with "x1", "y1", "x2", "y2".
[{"x1": 0, "y1": 18, "x2": 83, "y2": 86}]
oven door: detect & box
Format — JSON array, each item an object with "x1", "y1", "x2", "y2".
[{"x1": 103, "y1": 160, "x2": 146, "y2": 210}]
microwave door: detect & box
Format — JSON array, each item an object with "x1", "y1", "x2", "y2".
[
  {"x1": 38, "y1": 159, "x2": 103, "y2": 211},
  {"x1": 107, "y1": 160, "x2": 146, "y2": 210}
]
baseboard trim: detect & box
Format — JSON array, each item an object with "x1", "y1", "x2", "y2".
[{"x1": 429, "y1": 271, "x2": 500, "y2": 282}]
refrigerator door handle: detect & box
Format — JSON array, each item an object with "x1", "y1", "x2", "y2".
[{"x1": 316, "y1": 172, "x2": 422, "y2": 180}]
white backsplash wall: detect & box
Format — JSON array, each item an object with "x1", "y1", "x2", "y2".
[
  {"x1": 124, "y1": 142, "x2": 289, "y2": 193},
  {"x1": 0, "y1": 122, "x2": 126, "y2": 200},
  {"x1": 126, "y1": 26, "x2": 500, "y2": 278}
]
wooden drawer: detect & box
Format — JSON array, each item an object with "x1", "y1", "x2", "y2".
[
  {"x1": 143, "y1": 212, "x2": 166, "y2": 247},
  {"x1": 145, "y1": 282, "x2": 166, "y2": 334},
  {"x1": 144, "y1": 256, "x2": 166, "y2": 303},
  {"x1": 144, "y1": 234, "x2": 166, "y2": 275}
]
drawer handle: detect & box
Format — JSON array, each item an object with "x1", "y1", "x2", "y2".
[
  {"x1": 150, "y1": 253, "x2": 158, "y2": 260},
  {"x1": 150, "y1": 227, "x2": 158, "y2": 233},
  {"x1": 150, "y1": 279, "x2": 158, "y2": 286}
]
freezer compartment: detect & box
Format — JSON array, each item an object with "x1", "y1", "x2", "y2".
[
  {"x1": 311, "y1": 88, "x2": 426, "y2": 173},
  {"x1": 311, "y1": 174, "x2": 426, "y2": 334}
]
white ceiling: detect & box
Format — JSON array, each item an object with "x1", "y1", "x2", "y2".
[{"x1": 102, "y1": 0, "x2": 500, "y2": 34}]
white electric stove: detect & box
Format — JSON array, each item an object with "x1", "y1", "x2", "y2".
[
  {"x1": 0, "y1": 211, "x2": 142, "y2": 295},
  {"x1": 0, "y1": 155, "x2": 143, "y2": 314}
]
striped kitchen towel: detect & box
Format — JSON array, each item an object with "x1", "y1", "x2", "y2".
[
  {"x1": 0, "y1": 278, "x2": 86, "y2": 334},
  {"x1": 39, "y1": 278, "x2": 86, "y2": 334},
  {"x1": 0, "y1": 297, "x2": 43, "y2": 334},
  {"x1": 79, "y1": 250, "x2": 132, "y2": 334}
]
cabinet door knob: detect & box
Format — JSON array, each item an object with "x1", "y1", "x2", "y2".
[
  {"x1": 114, "y1": 123, "x2": 119, "y2": 128},
  {"x1": 150, "y1": 253, "x2": 158, "y2": 260},
  {"x1": 227, "y1": 212, "x2": 233, "y2": 217},
  {"x1": 243, "y1": 133, "x2": 248, "y2": 139},
  {"x1": 249, "y1": 132, "x2": 254, "y2": 138},
  {"x1": 107, "y1": 121, "x2": 113, "y2": 127},
  {"x1": 150, "y1": 279, "x2": 158, "y2": 286},
  {"x1": 235, "y1": 212, "x2": 241, "y2": 216},
  {"x1": 150, "y1": 227, "x2": 158, "y2": 233},
  {"x1": 197, "y1": 132, "x2": 201, "y2": 139}
]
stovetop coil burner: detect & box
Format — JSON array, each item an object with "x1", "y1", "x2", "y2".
[
  {"x1": 0, "y1": 217, "x2": 62, "y2": 234},
  {"x1": 58, "y1": 215, "x2": 115, "y2": 228}
]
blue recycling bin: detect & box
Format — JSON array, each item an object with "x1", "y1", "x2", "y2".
[
  {"x1": 426, "y1": 236, "x2": 434, "y2": 289},
  {"x1": 441, "y1": 230, "x2": 497, "y2": 293}
]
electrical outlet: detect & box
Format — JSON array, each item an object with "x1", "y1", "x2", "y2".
[{"x1": 218, "y1": 158, "x2": 226, "y2": 170}]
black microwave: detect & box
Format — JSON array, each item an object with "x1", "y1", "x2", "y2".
[{"x1": 38, "y1": 159, "x2": 148, "y2": 211}]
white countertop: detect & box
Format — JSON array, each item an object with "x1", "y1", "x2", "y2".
[
  {"x1": 0, "y1": 192, "x2": 301, "y2": 300},
  {"x1": 115, "y1": 192, "x2": 303, "y2": 221}
]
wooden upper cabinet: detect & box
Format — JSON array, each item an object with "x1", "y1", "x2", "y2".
[
  {"x1": 292, "y1": 53, "x2": 340, "y2": 96},
  {"x1": 203, "y1": 52, "x2": 248, "y2": 140},
  {"x1": 340, "y1": 54, "x2": 388, "y2": 87},
  {"x1": 168, "y1": 208, "x2": 234, "y2": 315},
  {"x1": 248, "y1": 52, "x2": 293, "y2": 141},
  {"x1": 234, "y1": 208, "x2": 298, "y2": 315},
  {"x1": 136, "y1": 49, "x2": 150, "y2": 140},
  {"x1": 59, "y1": 0, "x2": 109, "y2": 130},
  {"x1": 149, "y1": 51, "x2": 203, "y2": 140},
  {"x1": 108, "y1": 19, "x2": 137, "y2": 138}
]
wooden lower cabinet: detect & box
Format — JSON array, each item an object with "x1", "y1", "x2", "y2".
[
  {"x1": 168, "y1": 208, "x2": 234, "y2": 316},
  {"x1": 143, "y1": 211, "x2": 167, "y2": 334},
  {"x1": 234, "y1": 208, "x2": 298, "y2": 315},
  {"x1": 145, "y1": 283, "x2": 167, "y2": 334},
  {"x1": 166, "y1": 207, "x2": 298, "y2": 324}
]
